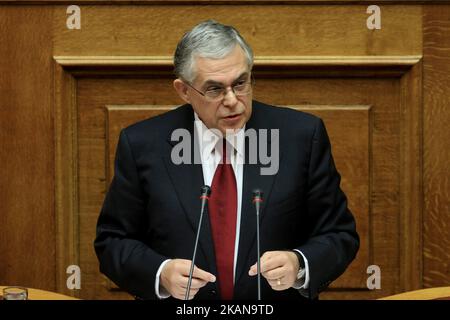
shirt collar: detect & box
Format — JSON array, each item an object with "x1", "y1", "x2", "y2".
[{"x1": 194, "y1": 112, "x2": 245, "y2": 158}]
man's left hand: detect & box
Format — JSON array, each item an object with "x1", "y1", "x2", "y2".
[{"x1": 248, "y1": 251, "x2": 300, "y2": 291}]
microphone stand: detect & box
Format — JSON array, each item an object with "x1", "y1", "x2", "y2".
[
  {"x1": 185, "y1": 185, "x2": 211, "y2": 300},
  {"x1": 252, "y1": 189, "x2": 263, "y2": 301}
]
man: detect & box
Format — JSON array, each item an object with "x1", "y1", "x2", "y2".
[{"x1": 94, "y1": 20, "x2": 359, "y2": 300}]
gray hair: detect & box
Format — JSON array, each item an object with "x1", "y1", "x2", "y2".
[{"x1": 174, "y1": 20, "x2": 254, "y2": 83}]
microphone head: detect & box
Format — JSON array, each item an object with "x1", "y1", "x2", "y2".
[
  {"x1": 200, "y1": 185, "x2": 211, "y2": 197},
  {"x1": 252, "y1": 189, "x2": 263, "y2": 200}
]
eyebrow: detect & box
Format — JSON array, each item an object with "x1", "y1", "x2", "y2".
[{"x1": 201, "y1": 72, "x2": 249, "y2": 89}]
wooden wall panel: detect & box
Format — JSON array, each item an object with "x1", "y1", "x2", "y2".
[
  {"x1": 65, "y1": 58, "x2": 419, "y2": 299},
  {"x1": 423, "y1": 6, "x2": 450, "y2": 288},
  {"x1": 256, "y1": 76, "x2": 402, "y2": 299},
  {"x1": 52, "y1": 5, "x2": 421, "y2": 57},
  {"x1": 76, "y1": 78, "x2": 182, "y2": 299},
  {"x1": 0, "y1": 6, "x2": 55, "y2": 290},
  {"x1": 293, "y1": 106, "x2": 371, "y2": 290},
  {"x1": 105, "y1": 106, "x2": 176, "y2": 184},
  {"x1": 2, "y1": 2, "x2": 450, "y2": 301}
]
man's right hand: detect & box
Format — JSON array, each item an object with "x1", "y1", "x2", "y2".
[{"x1": 160, "y1": 259, "x2": 216, "y2": 300}]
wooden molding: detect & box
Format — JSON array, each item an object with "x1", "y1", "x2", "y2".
[
  {"x1": 399, "y1": 58, "x2": 423, "y2": 291},
  {"x1": 54, "y1": 55, "x2": 422, "y2": 68},
  {"x1": 54, "y1": 60, "x2": 80, "y2": 298},
  {"x1": 53, "y1": 55, "x2": 422, "y2": 79}
]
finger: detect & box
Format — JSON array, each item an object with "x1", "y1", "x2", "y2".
[
  {"x1": 267, "y1": 278, "x2": 280, "y2": 287},
  {"x1": 261, "y1": 251, "x2": 277, "y2": 260},
  {"x1": 190, "y1": 277, "x2": 209, "y2": 289},
  {"x1": 248, "y1": 262, "x2": 259, "y2": 276},
  {"x1": 249, "y1": 261, "x2": 271, "y2": 276},
  {"x1": 259, "y1": 255, "x2": 284, "y2": 273},
  {"x1": 249, "y1": 251, "x2": 283, "y2": 276},
  {"x1": 267, "y1": 277, "x2": 291, "y2": 291},
  {"x1": 178, "y1": 260, "x2": 216, "y2": 282},
  {"x1": 192, "y1": 266, "x2": 216, "y2": 283},
  {"x1": 263, "y1": 266, "x2": 286, "y2": 280},
  {"x1": 175, "y1": 259, "x2": 197, "y2": 276},
  {"x1": 180, "y1": 277, "x2": 209, "y2": 290}
]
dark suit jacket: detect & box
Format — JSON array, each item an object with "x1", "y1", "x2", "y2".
[{"x1": 94, "y1": 100, "x2": 359, "y2": 300}]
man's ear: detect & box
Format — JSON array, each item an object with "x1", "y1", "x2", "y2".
[{"x1": 173, "y1": 79, "x2": 190, "y2": 103}]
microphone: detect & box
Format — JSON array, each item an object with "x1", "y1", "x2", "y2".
[
  {"x1": 185, "y1": 185, "x2": 211, "y2": 300},
  {"x1": 252, "y1": 189, "x2": 263, "y2": 300}
]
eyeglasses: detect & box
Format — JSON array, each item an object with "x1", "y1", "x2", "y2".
[{"x1": 184, "y1": 77, "x2": 254, "y2": 102}]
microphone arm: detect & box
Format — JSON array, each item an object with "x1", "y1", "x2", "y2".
[
  {"x1": 252, "y1": 189, "x2": 264, "y2": 301},
  {"x1": 185, "y1": 185, "x2": 211, "y2": 300}
]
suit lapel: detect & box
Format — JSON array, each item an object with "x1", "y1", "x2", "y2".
[{"x1": 162, "y1": 105, "x2": 217, "y2": 275}]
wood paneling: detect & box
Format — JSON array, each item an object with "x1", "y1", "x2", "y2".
[
  {"x1": 51, "y1": 55, "x2": 420, "y2": 299},
  {"x1": 253, "y1": 64, "x2": 420, "y2": 299},
  {"x1": 423, "y1": 5, "x2": 450, "y2": 288},
  {"x1": 0, "y1": 6, "x2": 55, "y2": 290},
  {"x1": 1, "y1": 2, "x2": 449, "y2": 301},
  {"x1": 105, "y1": 106, "x2": 176, "y2": 184},
  {"x1": 293, "y1": 106, "x2": 371, "y2": 290},
  {"x1": 52, "y1": 5, "x2": 421, "y2": 57},
  {"x1": 76, "y1": 77, "x2": 181, "y2": 299}
]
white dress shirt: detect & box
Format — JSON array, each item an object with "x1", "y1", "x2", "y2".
[{"x1": 155, "y1": 113, "x2": 309, "y2": 298}]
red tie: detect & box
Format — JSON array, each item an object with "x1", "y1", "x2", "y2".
[{"x1": 208, "y1": 139, "x2": 237, "y2": 300}]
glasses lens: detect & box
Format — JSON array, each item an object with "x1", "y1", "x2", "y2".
[
  {"x1": 201, "y1": 79, "x2": 253, "y2": 101},
  {"x1": 204, "y1": 89, "x2": 223, "y2": 100},
  {"x1": 234, "y1": 83, "x2": 251, "y2": 95}
]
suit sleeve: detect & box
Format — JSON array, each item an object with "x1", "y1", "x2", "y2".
[
  {"x1": 94, "y1": 129, "x2": 166, "y2": 299},
  {"x1": 297, "y1": 118, "x2": 360, "y2": 299}
]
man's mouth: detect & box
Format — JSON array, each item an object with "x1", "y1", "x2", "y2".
[{"x1": 224, "y1": 113, "x2": 242, "y2": 120}]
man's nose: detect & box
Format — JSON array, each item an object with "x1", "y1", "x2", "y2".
[{"x1": 222, "y1": 87, "x2": 238, "y2": 107}]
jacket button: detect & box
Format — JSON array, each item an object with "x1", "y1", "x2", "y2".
[{"x1": 211, "y1": 290, "x2": 216, "y2": 295}]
